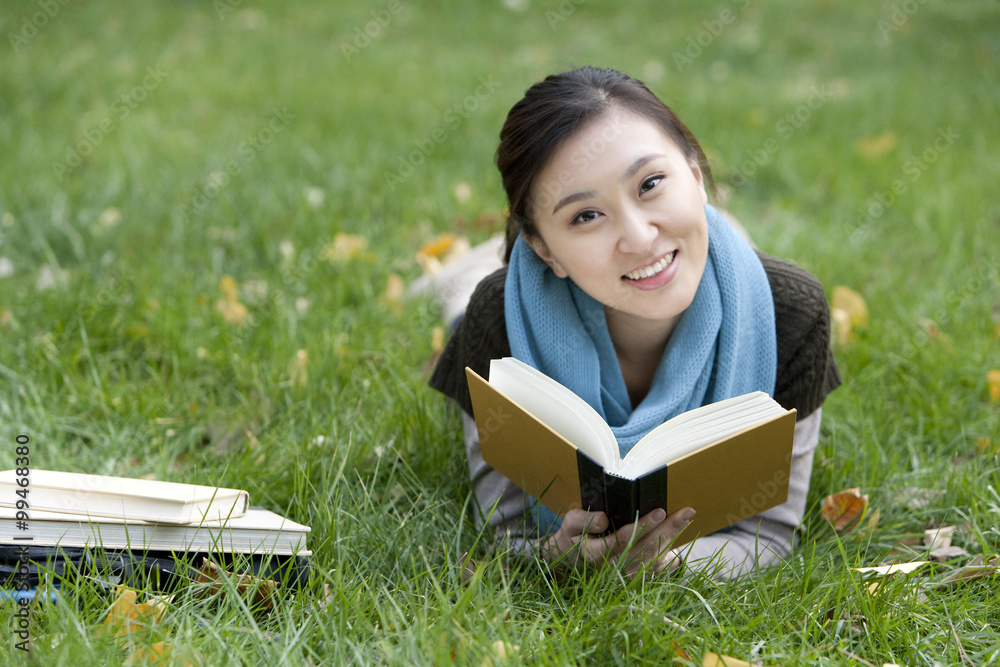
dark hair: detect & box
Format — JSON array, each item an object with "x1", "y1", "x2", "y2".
[{"x1": 496, "y1": 66, "x2": 715, "y2": 262}]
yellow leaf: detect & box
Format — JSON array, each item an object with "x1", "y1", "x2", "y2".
[
  {"x1": 988, "y1": 369, "x2": 1000, "y2": 402},
  {"x1": 416, "y1": 233, "x2": 472, "y2": 273},
  {"x1": 822, "y1": 487, "x2": 869, "y2": 531},
  {"x1": 431, "y1": 325, "x2": 445, "y2": 353},
  {"x1": 703, "y1": 652, "x2": 772, "y2": 667},
  {"x1": 853, "y1": 560, "x2": 929, "y2": 575},
  {"x1": 215, "y1": 298, "x2": 249, "y2": 324},
  {"x1": 320, "y1": 233, "x2": 368, "y2": 263},
  {"x1": 100, "y1": 587, "x2": 172, "y2": 645},
  {"x1": 123, "y1": 641, "x2": 171, "y2": 665},
  {"x1": 854, "y1": 132, "x2": 898, "y2": 158},
  {"x1": 832, "y1": 286, "x2": 868, "y2": 327},
  {"x1": 384, "y1": 273, "x2": 405, "y2": 306},
  {"x1": 832, "y1": 308, "x2": 852, "y2": 345},
  {"x1": 218, "y1": 275, "x2": 240, "y2": 302},
  {"x1": 419, "y1": 232, "x2": 457, "y2": 260},
  {"x1": 289, "y1": 349, "x2": 308, "y2": 389}
]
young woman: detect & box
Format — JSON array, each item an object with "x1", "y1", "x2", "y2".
[{"x1": 429, "y1": 67, "x2": 840, "y2": 579}]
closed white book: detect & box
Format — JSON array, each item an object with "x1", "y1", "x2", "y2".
[
  {"x1": 0, "y1": 469, "x2": 249, "y2": 525},
  {"x1": 0, "y1": 506, "x2": 310, "y2": 556}
]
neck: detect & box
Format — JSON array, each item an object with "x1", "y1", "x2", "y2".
[{"x1": 605, "y1": 307, "x2": 680, "y2": 406}]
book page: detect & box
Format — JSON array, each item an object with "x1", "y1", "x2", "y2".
[
  {"x1": 488, "y1": 358, "x2": 618, "y2": 470},
  {"x1": 616, "y1": 392, "x2": 787, "y2": 480}
]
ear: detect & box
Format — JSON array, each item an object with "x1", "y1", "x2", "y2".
[
  {"x1": 689, "y1": 160, "x2": 708, "y2": 206},
  {"x1": 524, "y1": 234, "x2": 569, "y2": 278}
]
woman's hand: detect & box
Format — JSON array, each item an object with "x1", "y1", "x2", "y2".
[{"x1": 541, "y1": 506, "x2": 696, "y2": 577}]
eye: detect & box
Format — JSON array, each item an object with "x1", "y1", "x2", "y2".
[
  {"x1": 570, "y1": 209, "x2": 601, "y2": 226},
  {"x1": 639, "y1": 175, "x2": 664, "y2": 195}
]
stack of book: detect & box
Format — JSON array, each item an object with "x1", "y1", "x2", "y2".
[{"x1": 0, "y1": 470, "x2": 311, "y2": 591}]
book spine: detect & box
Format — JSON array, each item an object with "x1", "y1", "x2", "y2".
[
  {"x1": 635, "y1": 466, "x2": 669, "y2": 522},
  {"x1": 576, "y1": 450, "x2": 607, "y2": 515},
  {"x1": 603, "y1": 474, "x2": 639, "y2": 531}
]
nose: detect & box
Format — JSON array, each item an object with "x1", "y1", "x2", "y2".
[{"x1": 616, "y1": 205, "x2": 657, "y2": 255}]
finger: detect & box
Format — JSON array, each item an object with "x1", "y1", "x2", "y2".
[
  {"x1": 542, "y1": 510, "x2": 610, "y2": 566},
  {"x1": 562, "y1": 509, "x2": 610, "y2": 537},
  {"x1": 606, "y1": 508, "x2": 670, "y2": 559},
  {"x1": 621, "y1": 508, "x2": 696, "y2": 571}
]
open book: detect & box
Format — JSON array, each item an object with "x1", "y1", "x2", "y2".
[{"x1": 466, "y1": 358, "x2": 797, "y2": 543}]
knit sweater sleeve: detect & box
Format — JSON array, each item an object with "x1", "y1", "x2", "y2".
[
  {"x1": 757, "y1": 252, "x2": 841, "y2": 419},
  {"x1": 428, "y1": 267, "x2": 511, "y2": 417}
]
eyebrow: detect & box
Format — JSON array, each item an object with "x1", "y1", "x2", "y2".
[{"x1": 551, "y1": 153, "x2": 667, "y2": 215}]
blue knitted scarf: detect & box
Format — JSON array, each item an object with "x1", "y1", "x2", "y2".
[{"x1": 504, "y1": 204, "x2": 777, "y2": 532}]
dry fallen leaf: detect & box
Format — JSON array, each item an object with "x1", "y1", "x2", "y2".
[
  {"x1": 458, "y1": 551, "x2": 478, "y2": 584},
  {"x1": 703, "y1": 652, "x2": 772, "y2": 667},
  {"x1": 288, "y1": 349, "x2": 308, "y2": 389},
  {"x1": 122, "y1": 641, "x2": 191, "y2": 666},
  {"x1": 924, "y1": 526, "x2": 955, "y2": 550},
  {"x1": 384, "y1": 273, "x2": 405, "y2": 308},
  {"x1": 854, "y1": 132, "x2": 898, "y2": 158},
  {"x1": 193, "y1": 558, "x2": 278, "y2": 610},
  {"x1": 853, "y1": 561, "x2": 930, "y2": 575},
  {"x1": 929, "y1": 545, "x2": 969, "y2": 563},
  {"x1": 415, "y1": 233, "x2": 472, "y2": 274},
  {"x1": 320, "y1": 233, "x2": 369, "y2": 264},
  {"x1": 216, "y1": 275, "x2": 250, "y2": 324},
  {"x1": 418, "y1": 232, "x2": 457, "y2": 260},
  {"x1": 988, "y1": 369, "x2": 1000, "y2": 402},
  {"x1": 431, "y1": 326, "x2": 445, "y2": 353},
  {"x1": 218, "y1": 275, "x2": 239, "y2": 302},
  {"x1": 831, "y1": 308, "x2": 852, "y2": 346},
  {"x1": 822, "y1": 488, "x2": 869, "y2": 531},
  {"x1": 893, "y1": 486, "x2": 944, "y2": 509},
  {"x1": 832, "y1": 286, "x2": 869, "y2": 327},
  {"x1": 100, "y1": 587, "x2": 172, "y2": 644},
  {"x1": 823, "y1": 606, "x2": 868, "y2": 635},
  {"x1": 933, "y1": 554, "x2": 1000, "y2": 589}
]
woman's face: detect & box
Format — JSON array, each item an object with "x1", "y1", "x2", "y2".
[{"x1": 526, "y1": 108, "x2": 709, "y2": 334}]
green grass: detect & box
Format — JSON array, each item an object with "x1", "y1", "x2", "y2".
[{"x1": 1, "y1": 0, "x2": 999, "y2": 664}]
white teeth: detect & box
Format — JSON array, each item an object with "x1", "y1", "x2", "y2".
[{"x1": 625, "y1": 251, "x2": 675, "y2": 280}]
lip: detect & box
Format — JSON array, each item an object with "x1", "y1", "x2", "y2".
[{"x1": 621, "y1": 250, "x2": 678, "y2": 291}]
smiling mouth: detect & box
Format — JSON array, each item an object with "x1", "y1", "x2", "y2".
[{"x1": 623, "y1": 251, "x2": 677, "y2": 280}]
